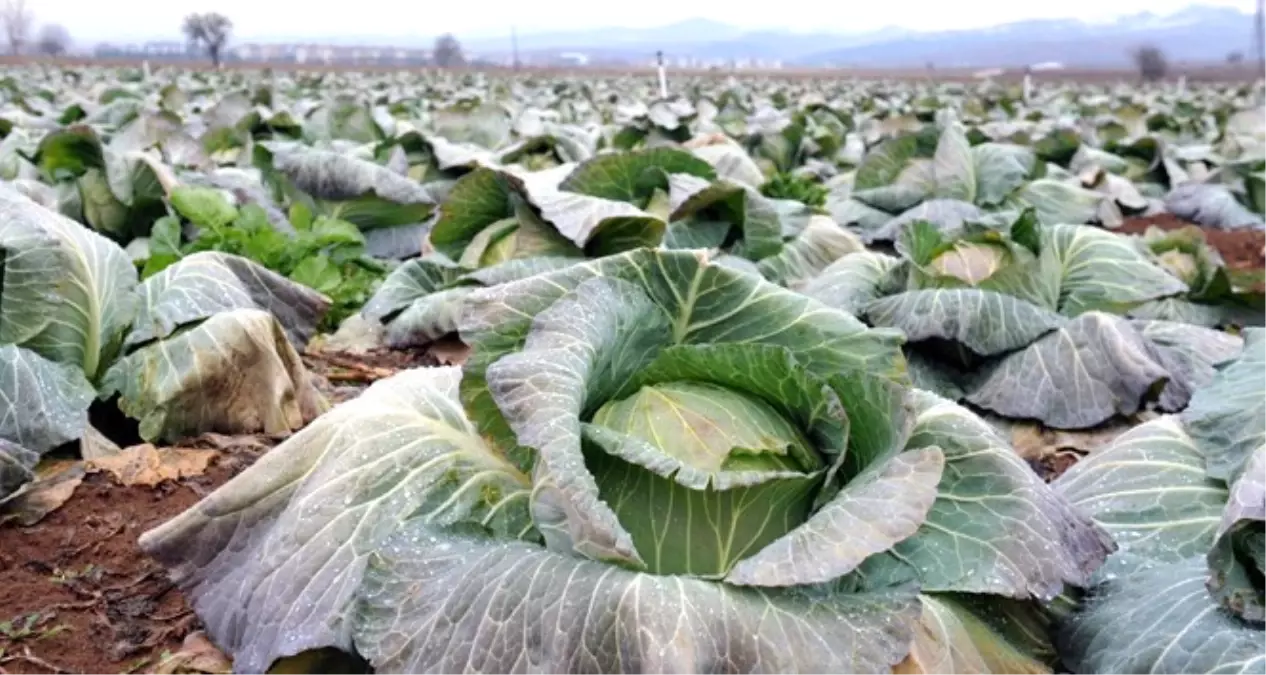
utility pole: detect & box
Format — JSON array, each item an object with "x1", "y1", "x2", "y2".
[
  {"x1": 1255, "y1": 0, "x2": 1264, "y2": 73},
  {"x1": 511, "y1": 25, "x2": 520, "y2": 71},
  {"x1": 657, "y1": 50, "x2": 667, "y2": 98}
]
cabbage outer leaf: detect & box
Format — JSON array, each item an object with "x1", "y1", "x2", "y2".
[
  {"x1": 1183, "y1": 328, "x2": 1265, "y2": 483},
  {"x1": 0, "y1": 184, "x2": 137, "y2": 380},
  {"x1": 1057, "y1": 558, "x2": 1265, "y2": 674},
  {"x1": 867, "y1": 288, "x2": 1064, "y2": 357},
  {"x1": 1055, "y1": 416, "x2": 1229, "y2": 580},
  {"x1": 139, "y1": 368, "x2": 532, "y2": 672}
]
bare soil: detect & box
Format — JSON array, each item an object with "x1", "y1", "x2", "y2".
[
  {"x1": 0, "y1": 435, "x2": 276, "y2": 674},
  {"x1": 1028, "y1": 451, "x2": 1086, "y2": 482},
  {"x1": 0, "y1": 339, "x2": 459, "y2": 674},
  {"x1": 1117, "y1": 213, "x2": 1266, "y2": 269},
  {"x1": 303, "y1": 337, "x2": 468, "y2": 403}
]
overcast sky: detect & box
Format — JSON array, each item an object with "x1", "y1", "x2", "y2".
[{"x1": 36, "y1": 0, "x2": 1259, "y2": 45}]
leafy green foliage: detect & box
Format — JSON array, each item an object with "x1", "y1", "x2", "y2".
[
  {"x1": 145, "y1": 187, "x2": 387, "y2": 331},
  {"x1": 759, "y1": 171, "x2": 828, "y2": 207},
  {"x1": 4, "y1": 63, "x2": 1266, "y2": 675},
  {"x1": 0, "y1": 612, "x2": 70, "y2": 642},
  {"x1": 140, "y1": 249, "x2": 1114, "y2": 674},
  {"x1": 0, "y1": 184, "x2": 329, "y2": 499}
]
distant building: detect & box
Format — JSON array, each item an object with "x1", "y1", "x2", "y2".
[
  {"x1": 650, "y1": 55, "x2": 781, "y2": 70},
  {"x1": 94, "y1": 41, "x2": 198, "y2": 60},
  {"x1": 232, "y1": 43, "x2": 430, "y2": 66},
  {"x1": 93, "y1": 40, "x2": 431, "y2": 66}
]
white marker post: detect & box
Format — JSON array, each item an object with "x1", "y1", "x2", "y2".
[
  {"x1": 1023, "y1": 66, "x2": 1032, "y2": 105},
  {"x1": 657, "y1": 50, "x2": 668, "y2": 99}
]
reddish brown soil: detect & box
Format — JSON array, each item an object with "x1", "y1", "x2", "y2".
[
  {"x1": 1028, "y1": 451, "x2": 1086, "y2": 483},
  {"x1": 309, "y1": 344, "x2": 442, "y2": 373},
  {"x1": 0, "y1": 336, "x2": 458, "y2": 674},
  {"x1": 0, "y1": 436, "x2": 276, "y2": 674},
  {"x1": 1117, "y1": 213, "x2": 1266, "y2": 273},
  {"x1": 304, "y1": 338, "x2": 468, "y2": 403}
]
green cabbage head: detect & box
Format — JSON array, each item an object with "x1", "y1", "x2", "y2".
[{"x1": 140, "y1": 249, "x2": 1113, "y2": 673}]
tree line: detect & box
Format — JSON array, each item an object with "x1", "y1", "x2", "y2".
[
  {"x1": 0, "y1": 0, "x2": 468, "y2": 69},
  {"x1": 179, "y1": 16, "x2": 467, "y2": 68},
  {"x1": 2, "y1": 0, "x2": 69, "y2": 56}
]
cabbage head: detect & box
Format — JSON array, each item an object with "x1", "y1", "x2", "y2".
[
  {"x1": 141, "y1": 248, "x2": 1113, "y2": 673},
  {"x1": 805, "y1": 213, "x2": 1251, "y2": 429}
]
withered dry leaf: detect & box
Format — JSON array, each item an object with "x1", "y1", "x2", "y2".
[
  {"x1": 1009, "y1": 418, "x2": 1143, "y2": 464},
  {"x1": 152, "y1": 631, "x2": 233, "y2": 674},
  {"x1": 87, "y1": 444, "x2": 217, "y2": 487},
  {"x1": 0, "y1": 459, "x2": 85, "y2": 526}
]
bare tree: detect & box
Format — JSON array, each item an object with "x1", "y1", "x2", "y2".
[
  {"x1": 433, "y1": 33, "x2": 465, "y2": 68},
  {"x1": 182, "y1": 12, "x2": 232, "y2": 67},
  {"x1": 35, "y1": 23, "x2": 69, "y2": 56},
  {"x1": 1, "y1": 0, "x2": 32, "y2": 56},
  {"x1": 1132, "y1": 45, "x2": 1168, "y2": 82}
]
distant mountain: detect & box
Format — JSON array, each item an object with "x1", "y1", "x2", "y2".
[
  {"x1": 230, "y1": 19, "x2": 749, "y2": 55},
  {"x1": 798, "y1": 5, "x2": 1261, "y2": 68},
  {"x1": 463, "y1": 18, "x2": 748, "y2": 53},
  {"x1": 458, "y1": 5, "x2": 1258, "y2": 68},
  {"x1": 460, "y1": 19, "x2": 902, "y2": 64}
]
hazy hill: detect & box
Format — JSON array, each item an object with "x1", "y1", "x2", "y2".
[
  {"x1": 451, "y1": 5, "x2": 1259, "y2": 68},
  {"x1": 800, "y1": 6, "x2": 1260, "y2": 67}
]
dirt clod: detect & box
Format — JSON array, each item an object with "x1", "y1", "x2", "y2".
[
  {"x1": 304, "y1": 339, "x2": 455, "y2": 402},
  {"x1": 0, "y1": 435, "x2": 277, "y2": 674},
  {"x1": 1116, "y1": 213, "x2": 1266, "y2": 277}
]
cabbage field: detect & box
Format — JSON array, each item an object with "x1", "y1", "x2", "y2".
[{"x1": 0, "y1": 65, "x2": 1263, "y2": 674}]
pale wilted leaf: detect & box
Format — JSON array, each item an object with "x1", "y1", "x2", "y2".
[
  {"x1": 0, "y1": 458, "x2": 84, "y2": 526},
  {"x1": 153, "y1": 631, "x2": 234, "y2": 675},
  {"x1": 102, "y1": 310, "x2": 327, "y2": 443},
  {"x1": 87, "y1": 444, "x2": 217, "y2": 487}
]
